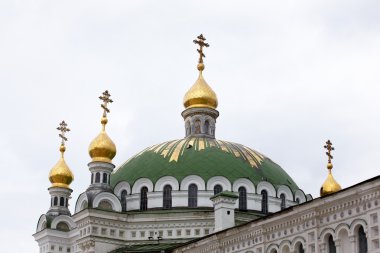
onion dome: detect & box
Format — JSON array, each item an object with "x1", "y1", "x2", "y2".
[
  {"x1": 89, "y1": 117, "x2": 116, "y2": 163},
  {"x1": 111, "y1": 137, "x2": 300, "y2": 192},
  {"x1": 183, "y1": 64, "x2": 218, "y2": 109},
  {"x1": 49, "y1": 121, "x2": 74, "y2": 189},
  {"x1": 183, "y1": 34, "x2": 218, "y2": 110},
  {"x1": 88, "y1": 90, "x2": 117, "y2": 163},
  {"x1": 320, "y1": 162, "x2": 341, "y2": 197},
  {"x1": 320, "y1": 140, "x2": 341, "y2": 197}
]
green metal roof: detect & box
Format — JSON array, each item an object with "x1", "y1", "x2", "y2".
[
  {"x1": 111, "y1": 137, "x2": 299, "y2": 192},
  {"x1": 109, "y1": 243, "x2": 182, "y2": 253}
]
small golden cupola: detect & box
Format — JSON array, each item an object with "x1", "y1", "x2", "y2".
[
  {"x1": 320, "y1": 140, "x2": 342, "y2": 197},
  {"x1": 88, "y1": 90, "x2": 117, "y2": 163},
  {"x1": 183, "y1": 34, "x2": 218, "y2": 110},
  {"x1": 49, "y1": 121, "x2": 74, "y2": 189}
]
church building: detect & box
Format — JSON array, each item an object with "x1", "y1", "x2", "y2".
[{"x1": 33, "y1": 35, "x2": 380, "y2": 253}]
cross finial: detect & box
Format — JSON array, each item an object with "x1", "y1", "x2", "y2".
[
  {"x1": 99, "y1": 90, "x2": 113, "y2": 118},
  {"x1": 57, "y1": 120, "x2": 70, "y2": 146},
  {"x1": 193, "y1": 34, "x2": 209, "y2": 67},
  {"x1": 324, "y1": 139, "x2": 334, "y2": 164}
]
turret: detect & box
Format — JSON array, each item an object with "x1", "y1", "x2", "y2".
[
  {"x1": 87, "y1": 90, "x2": 117, "y2": 195},
  {"x1": 47, "y1": 121, "x2": 74, "y2": 216},
  {"x1": 320, "y1": 140, "x2": 342, "y2": 197},
  {"x1": 182, "y1": 34, "x2": 219, "y2": 139}
]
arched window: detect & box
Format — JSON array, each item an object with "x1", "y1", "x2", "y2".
[
  {"x1": 280, "y1": 194, "x2": 286, "y2": 210},
  {"x1": 261, "y1": 190, "x2": 268, "y2": 214},
  {"x1": 56, "y1": 222, "x2": 70, "y2": 232},
  {"x1": 298, "y1": 244, "x2": 304, "y2": 253},
  {"x1": 60, "y1": 197, "x2": 65, "y2": 206},
  {"x1": 102, "y1": 173, "x2": 107, "y2": 183},
  {"x1": 65, "y1": 198, "x2": 68, "y2": 207},
  {"x1": 91, "y1": 173, "x2": 94, "y2": 184},
  {"x1": 98, "y1": 200, "x2": 113, "y2": 211},
  {"x1": 121, "y1": 190, "x2": 128, "y2": 212},
  {"x1": 358, "y1": 226, "x2": 368, "y2": 253},
  {"x1": 295, "y1": 197, "x2": 300, "y2": 204},
  {"x1": 140, "y1": 187, "x2": 148, "y2": 211},
  {"x1": 328, "y1": 235, "x2": 336, "y2": 253},
  {"x1": 213, "y1": 184, "x2": 223, "y2": 195},
  {"x1": 163, "y1": 185, "x2": 172, "y2": 209},
  {"x1": 238, "y1": 186, "x2": 247, "y2": 211},
  {"x1": 204, "y1": 120, "x2": 210, "y2": 134},
  {"x1": 95, "y1": 172, "x2": 100, "y2": 183},
  {"x1": 53, "y1": 197, "x2": 58, "y2": 206},
  {"x1": 188, "y1": 184, "x2": 198, "y2": 208},
  {"x1": 194, "y1": 119, "x2": 201, "y2": 134}
]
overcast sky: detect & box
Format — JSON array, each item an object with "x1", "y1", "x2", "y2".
[{"x1": 1, "y1": 1, "x2": 380, "y2": 252}]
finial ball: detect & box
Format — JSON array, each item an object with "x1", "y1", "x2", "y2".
[
  {"x1": 197, "y1": 63, "x2": 205, "y2": 71},
  {"x1": 327, "y1": 162, "x2": 333, "y2": 170},
  {"x1": 59, "y1": 144, "x2": 66, "y2": 153},
  {"x1": 101, "y1": 117, "x2": 108, "y2": 125}
]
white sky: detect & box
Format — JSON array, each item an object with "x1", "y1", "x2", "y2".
[{"x1": 0, "y1": 1, "x2": 379, "y2": 252}]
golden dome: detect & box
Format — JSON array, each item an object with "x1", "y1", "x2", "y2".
[
  {"x1": 88, "y1": 117, "x2": 117, "y2": 163},
  {"x1": 49, "y1": 145, "x2": 74, "y2": 189},
  {"x1": 183, "y1": 68, "x2": 218, "y2": 110},
  {"x1": 320, "y1": 163, "x2": 341, "y2": 197}
]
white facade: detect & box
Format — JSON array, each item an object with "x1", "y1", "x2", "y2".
[{"x1": 173, "y1": 176, "x2": 380, "y2": 253}]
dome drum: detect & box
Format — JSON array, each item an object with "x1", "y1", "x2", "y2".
[
  {"x1": 92, "y1": 175, "x2": 306, "y2": 213},
  {"x1": 182, "y1": 107, "x2": 219, "y2": 138}
]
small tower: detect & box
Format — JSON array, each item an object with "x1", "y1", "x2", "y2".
[
  {"x1": 47, "y1": 121, "x2": 74, "y2": 216},
  {"x1": 182, "y1": 34, "x2": 219, "y2": 139},
  {"x1": 87, "y1": 90, "x2": 117, "y2": 195},
  {"x1": 210, "y1": 191, "x2": 238, "y2": 232},
  {"x1": 320, "y1": 140, "x2": 342, "y2": 197}
]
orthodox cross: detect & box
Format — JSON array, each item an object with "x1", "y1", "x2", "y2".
[
  {"x1": 57, "y1": 120, "x2": 70, "y2": 145},
  {"x1": 193, "y1": 34, "x2": 209, "y2": 64},
  {"x1": 99, "y1": 90, "x2": 113, "y2": 117},
  {"x1": 324, "y1": 140, "x2": 334, "y2": 163}
]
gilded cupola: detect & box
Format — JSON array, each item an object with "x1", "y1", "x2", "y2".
[
  {"x1": 88, "y1": 90, "x2": 117, "y2": 163},
  {"x1": 183, "y1": 34, "x2": 218, "y2": 110},
  {"x1": 49, "y1": 121, "x2": 74, "y2": 189},
  {"x1": 320, "y1": 140, "x2": 342, "y2": 197}
]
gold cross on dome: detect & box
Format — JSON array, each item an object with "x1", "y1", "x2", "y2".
[
  {"x1": 99, "y1": 90, "x2": 113, "y2": 117},
  {"x1": 193, "y1": 34, "x2": 209, "y2": 64},
  {"x1": 57, "y1": 120, "x2": 70, "y2": 145},
  {"x1": 324, "y1": 139, "x2": 334, "y2": 163}
]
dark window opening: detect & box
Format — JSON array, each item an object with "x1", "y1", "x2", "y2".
[
  {"x1": 298, "y1": 244, "x2": 304, "y2": 253},
  {"x1": 328, "y1": 235, "x2": 336, "y2": 253},
  {"x1": 280, "y1": 194, "x2": 286, "y2": 210},
  {"x1": 140, "y1": 187, "x2": 148, "y2": 211},
  {"x1": 95, "y1": 172, "x2": 100, "y2": 183},
  {"x1": 188, "y1": 184, "x2": 198, "y2": 208},
  {"x1": 121, "y1": 190, "x2": 128, "y2": 212},
  {"x1": 358, "y1": 226, "x2": 368, "y2": 253},
  {"x1": 238, "y1": 186, "x2": 247, "y2": 211},
  {"x1": 261, "y1": 190, "x2": 268, "y2": 214},
  {"x1": 163, "y1": 185, "x2": 172, "y2": 209},
  {"x1": 102, "y1": 173, "x2": 107, "y2": 183},
  {"x1": 60, "y1": 197, "x2": 65, "y2": 207},
  {"x1": 214, "y1": 184, "x2": 223, "y2": 195}
]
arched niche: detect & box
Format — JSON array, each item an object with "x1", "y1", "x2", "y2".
[
  {"x1": 92, "y1": 192, "x2": 122, "y2": 212},
  {"x1": 132, "y1": 178, "x2": 154, "y2": 194},
  {"x1": 155, "y1": 176, "x2": 179, "y2": 191},
  {"x1": 206, "y1": 176, "x2": 231, "y2": 191}
]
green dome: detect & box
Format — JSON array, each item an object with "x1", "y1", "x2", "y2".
[{"x1": 111, "y1": 137, "x2": 300, "y2": 192}]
